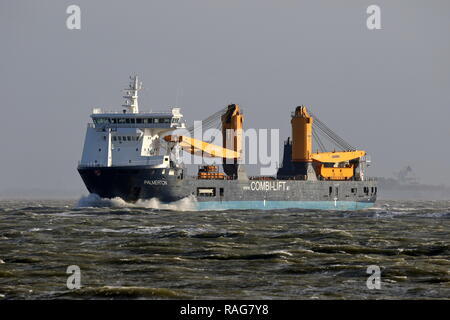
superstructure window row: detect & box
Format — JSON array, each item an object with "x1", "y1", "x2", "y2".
[
  {"x1": 112, "y1": 136, "x2": 140, "y2": 141},
  {"x1": 93, "y1": 117, "x2": 173, "y2": 124}
]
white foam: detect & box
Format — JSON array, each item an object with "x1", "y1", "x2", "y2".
[
  {"x1": 76, "y1": 193, "x2": 197, "y2": 211},
  {"x1": 28, "y1": 228, "x2": 52, "y2": 232},
  {"x1": 269, "y1": 250, "x2": 293, "y2": 257}
]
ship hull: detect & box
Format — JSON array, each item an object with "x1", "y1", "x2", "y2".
[{"x1": 78, "y1": 166, "x2": 377, "y2": 210}]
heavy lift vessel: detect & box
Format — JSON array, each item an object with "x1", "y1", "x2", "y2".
[{"x1": 78, "y1": 76, "x2": 377, "y2": 210}]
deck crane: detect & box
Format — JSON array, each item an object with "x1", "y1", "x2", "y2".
[
  {"x1": 290, "y1": 106, "x2": 367, "y2": 180},
  {"x1": 164, "y1": 104, "x2": 243, "y2": 178}
]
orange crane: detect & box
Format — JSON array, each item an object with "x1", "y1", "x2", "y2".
[
  {"x1": 291, "y1": 106, "x2": 366, "y2": 180},
  {"x1": 164, "y1": 104, "x2": 242, "y2": 160},
  {"x1": 164, "y1": 104, "x2": 243, "y2": 178}
]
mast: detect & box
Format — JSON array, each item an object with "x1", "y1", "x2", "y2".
[{"x1": 122, "y1": 75, "x2": 142, "y2": 113}]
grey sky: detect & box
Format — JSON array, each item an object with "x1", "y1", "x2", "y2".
[{"x1": 1, "y1": 0, "x2": 449, "y2": 197}]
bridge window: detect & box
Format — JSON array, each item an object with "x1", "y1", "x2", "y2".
[
  {"x1": 136, "y1": 118, "x2": 142, "y2": 124},
  {"x1": 172, "y1": 118, "x2": 179, "y2": 123},
  {"x1": 118, "y1": 118, "x2": 126, "y2": 124},
  {"x1": 154, "y1": 118, "x2": 159, "y2": 123},
  {"x1": 162, "y1": 118, "x2": 171, "y2": 123},
  {"x1": 95, "y1": 118, "x2": 110, "y2": 124}
]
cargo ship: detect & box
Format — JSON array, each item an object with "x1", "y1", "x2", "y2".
[{"x1": 78, "y1": 76, "x2": 377, "y2": 210}]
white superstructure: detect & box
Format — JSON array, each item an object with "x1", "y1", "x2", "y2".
[{"x1": 79, "y1": 76, "x2": 185, "y2": 168}]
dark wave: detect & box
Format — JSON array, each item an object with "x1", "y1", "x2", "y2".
[{"x1": 1, "y1": 199, "x2": 449, "y2": 299}]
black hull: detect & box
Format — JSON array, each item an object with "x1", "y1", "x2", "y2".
[{"x1": 78, "y1": 166, "x2": 187, "y2": 202}]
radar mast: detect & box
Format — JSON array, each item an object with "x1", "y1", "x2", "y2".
[{"x1": 122, "y1": 75, "x2": 142, "y2": 113}]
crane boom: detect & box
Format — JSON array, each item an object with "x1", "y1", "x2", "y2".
[{"x1": 163, "y1": 135, "x2": 240, "y2": 159}]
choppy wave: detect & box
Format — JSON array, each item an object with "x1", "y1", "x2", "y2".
[
  {"x1": 76, "y1": 193, "x2": 197, "y2": 211},
  {"x1": 1, "y1": 199, "x2": 449, "y2": 299}
]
